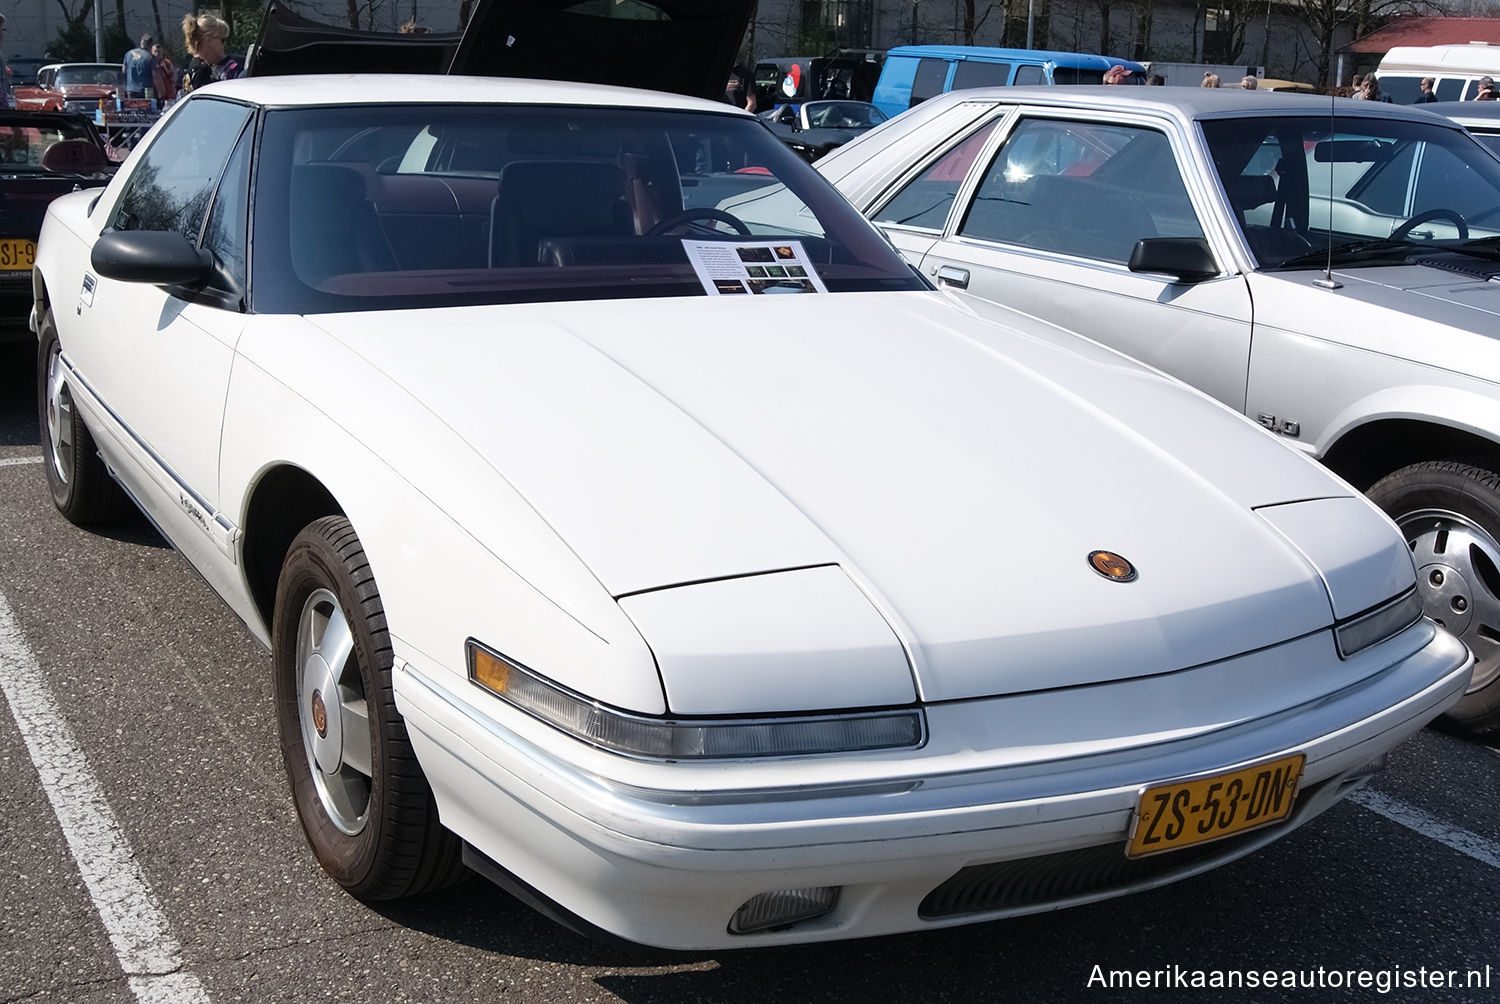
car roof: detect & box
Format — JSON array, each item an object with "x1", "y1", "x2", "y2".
[
  {"x1": 904, "y1": 84, "x2": 1471, "y2": 124},
  {"x1": 1427, "y1": 99, "x2": 1500, "y2": 125},
  {"x1": 188, "y1": 72, "x2": 750, "y2": 113},
  {"x1": 884, "y1": 44, "x2": 1145, "y2": 71}
]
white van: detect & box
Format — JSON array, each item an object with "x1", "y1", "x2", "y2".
[{"x1": 1374, "y1": 43, "x2": 1500, "y2": 102}]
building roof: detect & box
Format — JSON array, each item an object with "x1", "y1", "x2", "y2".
[{"x1": 1342, "y1": 16, "x2": 1500, "y2": 54}]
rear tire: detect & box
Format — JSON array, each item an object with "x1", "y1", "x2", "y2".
[
  {"x1": 1369, "y1": 461, "x2": 1500, "y2": 738},
  {"x1": 272, "y1": 516, "x2": 464, "y2": 900},
  {"x1": 36, "y1": 308, "x2": 130, "y2": 526}
]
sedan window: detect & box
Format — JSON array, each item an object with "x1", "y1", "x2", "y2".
[
  {"x1": 872, "y1": 124, "x2": 999, "y2": 231},
  {"x1": 1201, "y1": 116, "x2": 1500, "y2": 268},
  {"x1": 109, "y1": 98, "x2": 255, "y2": 240},
  {"x1": 957, "y1": 118, "x2": 1205, "y2": 264}
]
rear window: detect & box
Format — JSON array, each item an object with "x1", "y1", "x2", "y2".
[{"x1": 252, "y1": 104, "x2": 926, "y2": 313}]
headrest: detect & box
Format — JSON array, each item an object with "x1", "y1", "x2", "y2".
[{"x1": 40, "y1": 139, "x2": 107, "y2": 172}]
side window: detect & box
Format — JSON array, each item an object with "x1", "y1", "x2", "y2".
[
  {"x1": 872, "y1": 123, "x2": 998, "y2": 231},
  {"x1": 109, "y1": 98, "x2": 254, "y2": 238},
  {"x1": 911, "y1": 58, "x2": 950, "y2": 107},
  {"x1": 952, "y1": 61, "x2": 1010, "y2": 90},
  {"x1": 958, "y1": 118, "x2": 1204, "y2": 264},
  {"x1": 1436, "y1": 78, "x2": 1464, "y2": 101},
  {"x1": 201, "y1": 120, "x2": 253, "y2": 299},
  {"x1": 1014, "y1": 65, "x2": 1045, "y2": 85}
]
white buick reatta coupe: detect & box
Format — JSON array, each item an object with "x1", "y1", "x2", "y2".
[{"x1": 31, "y1": 0, "x2": 1472, "y2": 950}]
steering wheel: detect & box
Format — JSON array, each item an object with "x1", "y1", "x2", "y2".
[
  {"x1": 1390, "y1": 208, "x2": 1469, "y2": 241},
  {"x1": 646, "y1": 208, "x2": 752, "y2": 237}
]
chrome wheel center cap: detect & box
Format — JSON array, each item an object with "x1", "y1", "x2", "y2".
[{"x1": 302, "y1": 653, "x2": 344, "y2": 776}]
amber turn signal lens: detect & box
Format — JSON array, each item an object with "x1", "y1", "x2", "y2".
[{"x1": 471, "y1": 647, "x2": 512, "y2": 694}]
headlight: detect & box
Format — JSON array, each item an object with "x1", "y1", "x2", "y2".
[
  {"x1": 467, "y1": 641, "x2": 925, "y2": 760},
  {"x1": 1335, "y1": 589, "x2": 1424, "y2": 658}
]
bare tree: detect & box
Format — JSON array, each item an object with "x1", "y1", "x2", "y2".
[{"x1": 1281, "y1": 0, "x2": 1444, "y2": 88}]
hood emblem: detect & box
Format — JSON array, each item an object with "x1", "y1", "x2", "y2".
[{"x1": 1089, "y1": 550, "x2": 1138, "y2": 583}]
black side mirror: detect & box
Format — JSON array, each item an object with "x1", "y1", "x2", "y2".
[
  {"x1": 1128, "y1": 237, "x2": 1219, "y2": 284},
  {"x1": 90, "y1": 230, "x2": 213, "y2": 285}
]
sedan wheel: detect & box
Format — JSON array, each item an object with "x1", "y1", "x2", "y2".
[
  {"x1": 272, "y1": 516, "x2": 463, "y2": 900},
  {"x1": 1370, "y1": 461, "x2": 1500, "y2": 738},
  {"x1": 36, "y1": 308, "x2": 129, "y2": 525}
]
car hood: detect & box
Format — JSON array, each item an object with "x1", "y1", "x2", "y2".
[
  {"x1": 1251, "y1": 257, "x2": 1500, "y2": 365},
  {"x1": 249, "y1": 0, "x2": 753, "y2": 101},
  {"x1": 306, "y1": 292, "x2": 1386, "y2": 700}
]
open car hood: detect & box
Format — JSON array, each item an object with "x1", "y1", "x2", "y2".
[{"x1": 247, "y1": 0, "x2": 753, "y2": 101}]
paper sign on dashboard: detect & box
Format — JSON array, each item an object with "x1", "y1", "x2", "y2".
[{"x1": 683, "y1": 239, "x2": 829, "y2": 295}]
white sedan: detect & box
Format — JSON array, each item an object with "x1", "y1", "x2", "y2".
[{"x1": 33, "y1": 72, "x2": 1471, "y2": 949}]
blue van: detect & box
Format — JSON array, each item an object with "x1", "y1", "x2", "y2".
[{"x1": 870, "y1": 45, "x2": 1147, "y2": 117}]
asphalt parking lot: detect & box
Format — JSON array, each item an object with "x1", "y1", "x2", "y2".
[{"x1": 2, "y1": 340, "x2": 1498, "y2": 1003}]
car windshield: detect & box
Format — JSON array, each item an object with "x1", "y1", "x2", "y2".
[
  {"x1": 253, "y1": 103, "x2": 926, "y2": 313},
  {"x1": 0, "y1": 119, "x2": 104, "y2": 173},
  {"x1": 55, "y1": 65, "x2": 123, "y2": 87},
  {"x1": 1201, "y1": 115, "x2": 1500, "y2": 269},
  {"x1": 806, "y1": 102, "x2": 887, "y2": 129}
]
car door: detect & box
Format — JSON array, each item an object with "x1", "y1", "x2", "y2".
[
  {"x1": 875, "y1": 109, "x2": 1256, "y2": 412},
  {"x1": 69, "y1": 96, "x2": 254, "y2": 570}
]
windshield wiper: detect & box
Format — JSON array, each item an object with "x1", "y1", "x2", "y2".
[
  {"x1": 1452, "y1": 236, "x2": 1500, "y2": 261},
  {"x1": 1268, "y1": 239, "x2": 1419, "y2": 271}
]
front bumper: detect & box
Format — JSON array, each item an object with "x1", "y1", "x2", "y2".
[{"x1": 395, "y1": 620, "x2": 1471, "y2": 950}]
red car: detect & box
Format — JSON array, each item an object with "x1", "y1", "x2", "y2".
[{"x1": 14, "y1": 62, "x2": 124, "y2": 114}]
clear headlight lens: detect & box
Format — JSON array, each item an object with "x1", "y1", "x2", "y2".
[
  {"x1": 466, "y1": 641, "x2": 926, "y2": 760},
  {"x1": 1334, "y1": 589, "x2": 1423, "y2": 658}
]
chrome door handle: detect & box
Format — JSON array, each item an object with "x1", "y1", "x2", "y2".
[{"x1": 935, "y1": 265, "x2": 970, "y2": 289}]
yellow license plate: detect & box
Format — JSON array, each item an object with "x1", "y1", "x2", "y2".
[
  {"x1": 1127, "y1": 753, "x2": 1305, "y2": 858},
  {"x1": 0, "y1": 239, "x2": 36, "y2": 271}
]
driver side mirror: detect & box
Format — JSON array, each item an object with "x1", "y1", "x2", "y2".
[
  {"x1": 91, "y1": 230, "x2": 214, "y2": 285},
  {"x1": 1128, "y1": 237, "x2": 1219, "y2": 283}
]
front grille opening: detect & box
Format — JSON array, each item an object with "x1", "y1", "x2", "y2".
[{"x1": 920, "y1": 780, "x2": 1329, "y2": 919}]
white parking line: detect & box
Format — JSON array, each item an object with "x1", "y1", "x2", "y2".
[
  {"x1": 0, "y1": 589, "x2": 211, "y2": 1004},
  {"x1": 1348, "y1": 786, "x2": 1500, "y2": 870},
  {"x1": 0, "y1": 456, "x2": 42, "y2": 466}
]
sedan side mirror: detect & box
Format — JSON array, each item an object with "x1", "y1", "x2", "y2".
[
  {"x1": 1128, "y1": 237, "x2": 1219, "y2": 284},
  {"x1": 90, "y1": 230, "x2": 213, "y2": 285}
]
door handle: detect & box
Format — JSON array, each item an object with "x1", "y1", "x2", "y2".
[{"x1": 935, "y1": 265, "x2": 970, "y2": 289}]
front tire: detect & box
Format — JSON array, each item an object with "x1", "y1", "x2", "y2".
[
  {"x1": 36, "y1": 308, "x2": 130, "y2": 525},
  {"x1": 1369, "y1": 461, "x2": 1500, "y2": 738},
  {"x1": 272, "y1": 516, "x2": 462, "y2": 900}
]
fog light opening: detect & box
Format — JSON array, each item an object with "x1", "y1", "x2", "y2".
[{"x1": 728, "y1": 887, "x2": 840, "y2": 935}]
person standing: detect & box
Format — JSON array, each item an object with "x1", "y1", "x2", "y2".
[
  {"x1": 151, "y1": 42, "x2": 176, "y2": 102},
  {"x1": 1415, "y1": 77, "x2": 1438, "y2": 103},
  {"x1": 181, "y1": 12, "x2": 240, "y2": 92},
  {"x1": 122, "y1": 34, "x2": 157, "y2": 98},
  {"x1": 1240, "y1": 75, "x2": 1258, "y2": 90}
]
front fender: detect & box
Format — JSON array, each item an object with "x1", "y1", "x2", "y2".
[{"x1": 219, "y1": 316, "x2": 665, "y2": 716}]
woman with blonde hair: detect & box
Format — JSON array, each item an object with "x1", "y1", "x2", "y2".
[
  {"x1": 182, "y1": 12, "x2": 240, "y2": 92},
  {"x1": 1201, "y1": 72, "x2": 1220, "y2": 88}
]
